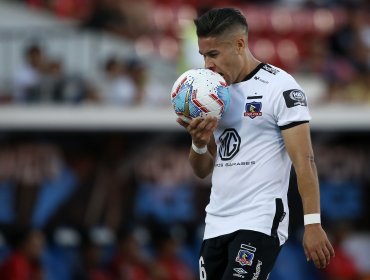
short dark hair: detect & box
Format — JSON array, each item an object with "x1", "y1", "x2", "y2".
[{"x1": 194, "y1": 8, "x2": 248, "y2": 38}]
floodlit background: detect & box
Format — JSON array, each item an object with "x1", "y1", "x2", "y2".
[{"x1": 0, "y1": 0, "x2": 369, "y2": 279}]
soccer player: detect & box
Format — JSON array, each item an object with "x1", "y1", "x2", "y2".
[{"x1": 176, "y1": 7, "x2": 335, "y2": 280}]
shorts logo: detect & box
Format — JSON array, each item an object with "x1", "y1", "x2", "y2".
[
  {"x1": 283, "y1": 89, "x2": 307, "y2": 108},
  {"x1": 244, "y1": 102, "x2": 262, "y2": 119},
  {"x1": 234, "y1": 268, "x2": 248, "y2": 274},
  {"x1": 235, "y1": 244, "x2": 256, "y2": 266},
  {"x1": 252, "y1": 260, "x2": 263, "y2": 280},
  {"x1": 219, "y1": 128, "x2": 241, "y2": 161}
]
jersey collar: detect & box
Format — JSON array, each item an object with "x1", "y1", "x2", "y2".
[{"x1": 241, "y1": 63, "x2": 265, "y2": 82}]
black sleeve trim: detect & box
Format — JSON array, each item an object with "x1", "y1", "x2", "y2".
[{"x1": 279, "y1": 121, "x2": 309, "y2": 130}]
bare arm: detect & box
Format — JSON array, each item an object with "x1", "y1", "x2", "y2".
[
  {"x1": 189, "y1": 135, "x2": 217, "y2": 178},
  {"x1": 282, "y1": 123, "x2": 335, "y2": 269},
  {"x1": 177, "y1": 116, "x2": 218, "y2": 178},
  {"x1": 282, "y1": 123, "x2": 320, "y2": 215}
]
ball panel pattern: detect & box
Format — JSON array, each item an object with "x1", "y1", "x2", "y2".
[{"x1": 170, "y1": 69, "x2": 230, "y2": 121}]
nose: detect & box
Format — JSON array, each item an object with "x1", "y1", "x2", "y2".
[{"x1": 204, "y1": 57, "x2": 216, "y2": 71}]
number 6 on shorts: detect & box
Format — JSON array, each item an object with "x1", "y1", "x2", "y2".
[{"x1": 199, "y1": 256, "x2": 207, "y2": 280}]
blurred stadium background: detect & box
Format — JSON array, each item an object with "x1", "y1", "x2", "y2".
[{"x1": 0, "y1": 0, "x2": 369, "y2": 279}]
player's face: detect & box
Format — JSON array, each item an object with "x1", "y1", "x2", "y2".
[{"x1": 198, "y1": 35, "x2": 243, "y2": 85}]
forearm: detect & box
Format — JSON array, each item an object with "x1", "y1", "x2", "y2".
[
  {"x1": 189, "y1": 146, "x2": 215, "y2": 178},
  {"x1": 295, "y1": 160, "x2": 321, "y2": 215},
  {"x1": 297, "y1": 159, "x2": 335, "y2": 268},
  {"x1": 189, "y1": 137, "x2": 217, "y2": 178},
  {"x1": 178, "y1": 116, "x2": 218, "y2": 178},
  {"x1": 282, "y1": 123, "x2": 321, "y2": 216}
]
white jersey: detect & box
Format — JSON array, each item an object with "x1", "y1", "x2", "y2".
[{"x1": 204, "y1": 63, "x2": 311, "y2": 245}]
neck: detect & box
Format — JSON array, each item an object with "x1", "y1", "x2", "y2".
[
  {"x1": 248, "y1": 59, "x2": 261, "y2": 74},
  {"x1": 238, "y1": 49, "x2": 261, "y2": 82}
]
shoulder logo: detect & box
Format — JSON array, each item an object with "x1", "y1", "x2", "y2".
[
  {"x1": 253, "y1": 76, "x2": 269, "y2": 84},
  {"x1": 244, "y1": 101, "x2": 262, "y2": 119},
  {"x1": 283, "y1": 89, "x2": 307, "y2": 108},
  {"x1": 219, "y1": 128, "x2": 241, "y2": 161},
  {"x1": 262, "y1": 64, "x2": 279, "y2": 75}
]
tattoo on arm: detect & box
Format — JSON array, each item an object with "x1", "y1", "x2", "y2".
[{"x1": 307, "y1": 155, "x2": 315, "y2": 162}]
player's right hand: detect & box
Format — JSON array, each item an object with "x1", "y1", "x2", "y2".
[
  {"x1": 176, "y1": 117, "x2": 190, "y2": 128},
  {"x1": 185, "y1": 116, "x2": 218, "y2": 148}
]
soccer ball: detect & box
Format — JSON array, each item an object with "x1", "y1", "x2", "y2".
[{"x1": 170, "y1": 68, "x2": 230, "y2": 123}]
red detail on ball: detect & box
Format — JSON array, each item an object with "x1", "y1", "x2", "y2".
[{"x1": 171, "y1": 77, "x2": 187, "y2": 98}]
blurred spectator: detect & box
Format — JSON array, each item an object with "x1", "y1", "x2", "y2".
[
  {"x1": 341, "y1": 69, "x2": 370, "y2": 104},
  {"x1": 114, "y1": 0, "x2": 154, "y2": 39},
  {"x1": 315, "y1": 144, "x2": 367, "y2": 224},
  {"x1": 0, "y1": 130, "x2": 368, "y2": 280},
  {"x1": 0, "y1": 143, "x2": 77, "y2": 228},
  {"x1": 2, "y1": 2, "x2": 370, "y2": 278},
  {"x1": 72, "y1": 234, "x2": 112, "y2": 280},
  {"x1": 133, "y1": 146, "x2": 196, "y2": 226},
  {"x1": 83, "y1": 0, "x2": 153, "y2": 39},
  {"x1": 39, "y1": 59, "x2": 96, "y2": 104},
  {"x1": 96, "y1": 56, "x2": 142, "y2": 106},
  {"x1": 11, "y1": 0, "x2": 369, "y2": 106},
  {"x1": 82, "y1": 0, "x2": 127, "y2": 32},
  {"x1": 44, "y1": 147, "x2": 103, "y2": 229},
  {"x1": 11, "y1": 44, "x2": 97, "y2": 104},
  {"x1": 329, "y1": 4, "x2": 369, "y2": 72},
  {"x1": 0, "y1": 227, "x2": 45, "y2": 280},
  {"x1": 43, "y1": 137, "x2": 131, "y2": 231},
  {"x1": 126, "y1": 58, "x2": 147, "y2": 104},
  {"x1": 12, "y1": 43, "x2": 47, "y2": 103},
  {"x1": 110, "y1": 228, "x2": 151, "y2": 280},
  {"x1": 30, "y1": 58, "x2": 99, "y2": 104},
  {"x1": 35, "y1": 59, "x2": 64, "y2": 102},
  {"x1": 325, "y1": 4, "x2": 370, "y2": 102},
  {"x1": 150, "y1": 228, "x2": 195, "y2": 280},
  {"x1": 30, "y1": 144, "x2": 78, "y2": 228}
]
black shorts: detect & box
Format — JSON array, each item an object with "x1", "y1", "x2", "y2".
[{"x1": 199, "y1": 230, "x2": 282, "y2": 280}]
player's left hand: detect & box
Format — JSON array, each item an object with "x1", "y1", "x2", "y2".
[{"x1": 303, "y1": 224, "x2": 335, "y2": 269}]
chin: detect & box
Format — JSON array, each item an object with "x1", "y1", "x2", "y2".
[{"x1": 224, "y1": 78, "x2": 232, "y2": 85}]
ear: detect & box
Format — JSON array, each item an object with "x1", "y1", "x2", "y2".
[{"x1": 236, "y1": 36, "x2": 246, "y2": 54}]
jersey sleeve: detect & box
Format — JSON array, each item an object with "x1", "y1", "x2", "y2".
[{"x1": 272, "y1": 74, "x2": 311, "y2": 127}]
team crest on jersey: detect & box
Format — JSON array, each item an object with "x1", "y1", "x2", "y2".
[
  {"x1": 244, "y1": 102, "x2": 262, "y2": 119},
  {"x1": 235, "y1": 244, "x2": 256, "y2": 266},
  {"x1": 283, "y1": 89, "x2": 307, "y2": 108}
]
